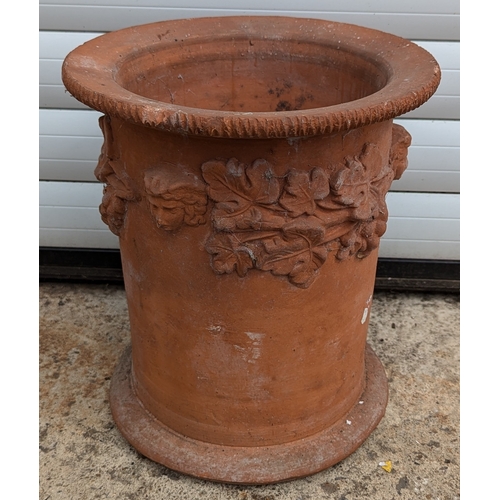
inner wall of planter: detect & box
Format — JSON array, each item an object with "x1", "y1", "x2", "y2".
[{"x1": 116, "y1": 37, "x2": 388, "y2": 112}]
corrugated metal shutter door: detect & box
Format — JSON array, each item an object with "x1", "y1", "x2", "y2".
[{"x1": 39, "y1": 1, "x2": 460, "y2": 261}]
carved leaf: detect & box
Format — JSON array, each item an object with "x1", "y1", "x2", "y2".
[
  {"x1": 279, "y1": 167, "x2": 330, "y2": 217},
  {"x1": 202, "y1": 158, "x2": 281, "y2": 231},
  {"x1": 260, "y1": 218, "x2": 328, "y2": 288},
  {"x1": 367, "y1": 168, "x2": 393, "y2": 224},
  {"x1": 206, "y1": 233, "x2": 255, "y2": 277},
  {"x1": 327, "y1": 144, "x2": 387, "y2": 221},
  {"x1": 358, "y1": 219, "x2": 388, "y2": 258},
  {"x1": 335, "y1": 219, "x2": 387, "y2": 260},
  {"x1": 328, "y1": 160, "x2": 372, "y2": 221},
  {"x1": 362, "y1": 148, "x2": 392, "y2": 224}
]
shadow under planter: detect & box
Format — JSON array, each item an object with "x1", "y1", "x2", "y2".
[{"x1": 62, "y1": 16, "x2": 440, "y2": 484}]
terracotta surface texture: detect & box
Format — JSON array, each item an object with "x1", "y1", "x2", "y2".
[
  {"x1": 61, "y1": 16, "x2": 441, "y2": 483},
  {"x1": 39, "y1": 284, "x2": 460, "y2": 499}
]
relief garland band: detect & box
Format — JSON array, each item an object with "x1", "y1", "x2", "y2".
[
  {"x1": 200, "y1": 146, "x2": 394, "y2": 288},
  {"x1": 95, "y1": 117, "x2": 410, "y2": 288}
]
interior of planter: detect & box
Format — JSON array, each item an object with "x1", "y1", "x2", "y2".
[{"x1": 115, "y1": 36, "x2": 388, "y2": 113}]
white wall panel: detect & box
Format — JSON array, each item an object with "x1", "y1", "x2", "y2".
[
  {"x1": 374, "y1": 192, "x2": 460, "y2": 260},
  {"x1": 403, "y1": 97, "x2": 458, "y2": 120},
  {"x1": 39, "y1": 229, "x2": 118, "y2": 249},
  {"x1": 39, "y1": 0, "x2": 459, "y2": 40},
  {"x1": 378, "y1": 239, "x2": 458, "y2": 261},
  {"x1": 39, "y1": 0, "x2": 459, "y2": 12}
]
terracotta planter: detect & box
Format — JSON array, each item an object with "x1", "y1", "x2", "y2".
[{"x1": 62, "y1": 16, "x2": 440, "y2": 484}]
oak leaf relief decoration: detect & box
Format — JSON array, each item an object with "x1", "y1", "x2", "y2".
[
  {"x1": 279, "y1": 168, "x2": 330, "y2": 217},
  {"x1": 199, "y1": 140, "x2": 401, "y2": 288},
  {"x1": 205, "y1": 233, "x2": 255, "y2": 278},
  {"x1": 259, "y1": 219, "x2": 329, "y2": 288},
  {"x1": 201, "y1": 158, "x2": 281, "y2": 231}
]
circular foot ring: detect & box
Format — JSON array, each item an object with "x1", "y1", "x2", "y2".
[{"x1": 110, "y1": 345, "x2": 388, "y2": 484}]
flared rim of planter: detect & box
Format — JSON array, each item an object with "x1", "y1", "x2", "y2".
[{"x1": 62, "y1": 16, "x2": 441, "y2": 138}]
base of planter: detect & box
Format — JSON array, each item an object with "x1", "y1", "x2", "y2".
[{"x1": 110, "y1": 344, "x2": 388, "y2": 484}]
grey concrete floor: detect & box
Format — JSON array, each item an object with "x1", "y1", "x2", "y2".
[{"x1": 39, "y1": 283, "x2": 459, "y2": 499}]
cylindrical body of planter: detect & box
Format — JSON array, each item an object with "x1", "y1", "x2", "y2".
[{"x1": 62, "y1": 16, "x2": 440, "y2": 484}]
